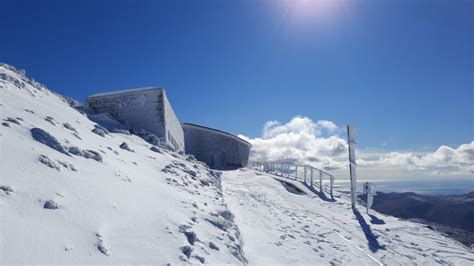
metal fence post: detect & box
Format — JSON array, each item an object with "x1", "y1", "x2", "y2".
[
  {"x1": 319, "y1": 171, "x2": 323, "y2": 191},
  {"x1": 295, "y1": 164, "x2": 298, "y2": 180},
  {"x1": 303, "y1": 166, "x2": 306, "y2": 183},
  {"x1": 330, "y1": 175, "x2": 334, "y2": 199}
]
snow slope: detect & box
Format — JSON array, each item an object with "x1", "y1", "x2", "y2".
[
  {"x1": 222, "y1": 169, "x2": 474, "y2": 265},
  {"x1": 1, "y1": 62, "x2": 473, "y2": 265},
  {"x1": 0, "y1": 63, "x2": 245, "y2": 264}
]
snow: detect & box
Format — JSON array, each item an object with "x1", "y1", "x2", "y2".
[
  {"x1": 0, "y1": 64, "x2": 244, "y2": 264},
  {"x1": 1, "y1": 62, "x2": 473, "y2": 264},
  {"x1": 87, "y1": 113, "x2": 127, "y2": 133},
  {"x1": 87, "y1": 87, "x2": 160, "y2": 98},
  {"x1": 222, "y1": 169, "x2": 474, "y2": 265}
]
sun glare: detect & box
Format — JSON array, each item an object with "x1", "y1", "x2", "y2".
[{"x1": 279, "y1": 0, "x2": 345, "y2": 27}]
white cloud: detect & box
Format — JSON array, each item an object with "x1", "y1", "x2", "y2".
[
  {"x1": 242, "y1": 116, "x2": 474, "y2": 178},
  {"x1": 240, "y1": 116, "x2": 347, "y2": 172},
  {"x1": 358, "y1": 142, "x2": 474, "y2": 176}
]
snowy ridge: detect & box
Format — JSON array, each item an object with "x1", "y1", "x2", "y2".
[{"x1": 0, "y1": 63, "x2": 245, "y2": 264}]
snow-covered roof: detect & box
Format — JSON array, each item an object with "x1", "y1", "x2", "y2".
[
  {"x1": 182, "y1": 123, "x2": 252, "y2": 147},
  {"x1": 87, "y1": 87, "x2": 163, "y2": 98}
]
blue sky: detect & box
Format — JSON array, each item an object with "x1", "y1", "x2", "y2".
[{"x1": 1, "y1": 0, "x2": 472, "y2": 152}]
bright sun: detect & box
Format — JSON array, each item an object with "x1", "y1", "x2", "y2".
[{"x1": 279, "y1": 0, "x2": 345, "y2": 26}]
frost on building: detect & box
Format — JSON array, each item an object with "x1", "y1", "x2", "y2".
[
  {"x1": 86, "y1": 87, "x2": 184, "y2": 152},
  {"x1": 182, "y1": 123, "x2": 252, "y2": 170}
]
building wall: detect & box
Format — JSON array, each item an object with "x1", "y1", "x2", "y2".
[
  {"x1": 86, "y1": 87, "x2": 184, "y2": 152},
  {"x1": 161, "y1": 90, "x2": 185, "y2": 152},
  {"x1": 182, "y1": 123, "x2": 252, "y2": 170}
]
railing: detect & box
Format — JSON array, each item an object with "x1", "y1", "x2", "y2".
[{"x1": 249, "y1": 161, "x2": 335, "y2": 198}]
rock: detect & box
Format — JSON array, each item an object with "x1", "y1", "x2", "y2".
[
  {"x1": 193, "y1": 254, "x2": 205, "y2": 263},
  {"x1": 38, "y1": 155, "x2": 61, "y2": 171},
  {"x1": 209, "y1": 241, "x2": 220, "y2": 251},
  {"x1": 119, "y1": 142, "x2": 134, "y2": 152},
  {"x1": 44, "y1": 116, "x2": 56, "y2": 126},
  {"x1": 150, "y1": 146, "x2": 161, "y2": 153},
  {"x1": 0, "y1": 185, "x2": 14, "y2": 195},
  {"x1": 72, "y1": 132, "x2": 82, "y2": 140},
  {"x1": 91, "y1": 124, "x2": 109, "y2": 137},
  {"x1": 180, "y1": 245, "x2": 193, "y2": 258},
  {"x1": 63, "y1": 123, "x2": 78, "y2": 133},
  {"x1": 184, "y1": 231, "x2": 197, "y2": 245},
  {"x1": 96, "y1": 233, "x2": 110, "y2": 256},
  {"x1": 205, "y1": 216, "x2": 233, "y2": 231},
  {"x1": 43, "y1": 200, "x2": 59, "y2": 209},
  {"x1": 4, "y1": 117, "x2": 20, "y2": 125},
  {"x1": 31, "y1": 128, "x2": 69, "y2": 155},
  {"x1": 110, "y1": 129, "x2": 130, "y2": 135},
  {"x1": 130, "y1": 128, "x2": 160, "y2": 146},
  {"x1": 83, "y1": 150, "x2": 102, "y2": 162},
  {"x1": 57, "y1": 161, "x2": 77, "y2": 172},
  {"x1": 68, "y1": 146, "x2": 84, "y2": 156},
  {"x1": 186, "y1": 154, "x2": 197, "y2": 162}
]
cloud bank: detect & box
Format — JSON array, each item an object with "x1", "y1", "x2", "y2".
[{"x1": 240, "y1": 116, "x2": 473, "y2": 178}]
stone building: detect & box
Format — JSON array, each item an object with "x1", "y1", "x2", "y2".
[
  {"x1": 86, "y1": 87, "x2": 184, "y2": 152},
  {"x1": 182, "y1": 123, "x2": 252, "y2": 170}
]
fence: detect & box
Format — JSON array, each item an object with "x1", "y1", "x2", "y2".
[{"x1": 249, "y1": 161, "x2": 335, "y2": 197}]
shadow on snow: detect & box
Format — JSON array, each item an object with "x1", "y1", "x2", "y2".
[
  {"x1": 302, "y1": 181, "x2": 336, "y2": 203},
  {"x1": 353, "y1": 209, "x2": 386, "y2": 252}
]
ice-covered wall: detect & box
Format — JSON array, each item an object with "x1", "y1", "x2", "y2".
[
  {"x1": 182, "y1": 123, "x2": 252, "y2": 170},
  {"x1": 86, "y1": 87, "x2": 184, "y2": 151},
  {"x1": 161, "y1": 90, "x2": 185, "y2": 152}
]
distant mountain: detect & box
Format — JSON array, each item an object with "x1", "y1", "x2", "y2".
[{"x1": 359, "y1": 191, "x2": 474, "y2": 246}]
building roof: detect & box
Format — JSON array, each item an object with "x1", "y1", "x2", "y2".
[
  {"x1": 182, "y1": 123, "x2": 252, "y2": 147},
  {"x1": 87, "y1": 87, "x2": 163, "y2": 99}
]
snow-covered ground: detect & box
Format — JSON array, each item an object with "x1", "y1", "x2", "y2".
[
  {"x1": 1, "y1": 62, "x2": 473, "y2": 264},
  {"x1": 222, "y1": 169, "x2": 474, "y2": 265},
  {"x1": 0, "y1": 63, "x2": 244, "y2": 264}
]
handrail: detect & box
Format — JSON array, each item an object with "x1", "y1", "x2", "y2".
[{"x1": 248, "y1": 160, "x2": 335, "y2": 198}]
